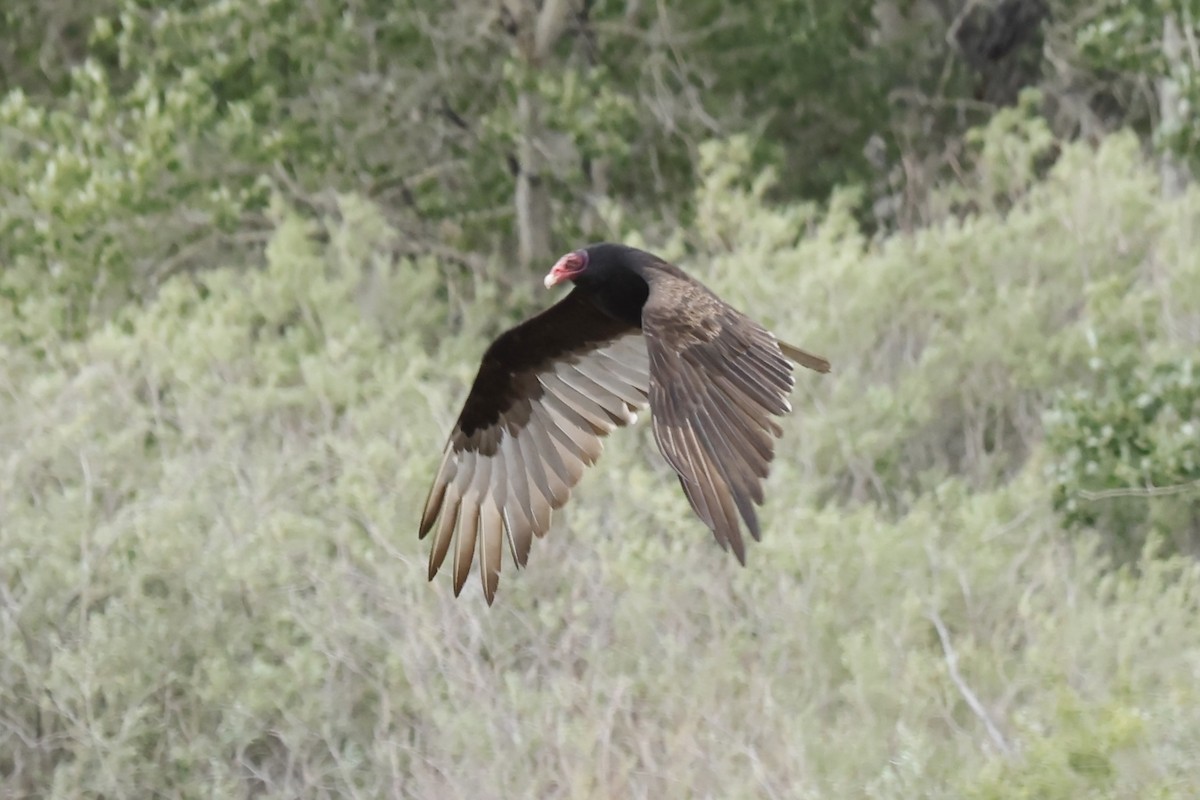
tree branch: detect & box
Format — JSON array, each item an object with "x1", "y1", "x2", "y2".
[
  {"x1": 928, "y1": 609, "x2": 1013, "y2": 757},
  {"x1": 1079, "y1": 479, "x2": 1200, "y2": 501}
]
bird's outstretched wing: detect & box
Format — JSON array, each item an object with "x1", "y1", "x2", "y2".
[
  {"x1": 641, "y1": 277, "x2": 797, "y2": 563},
  {"x1": 420, "y1": 290, "x2": 650, "y2": 604}
]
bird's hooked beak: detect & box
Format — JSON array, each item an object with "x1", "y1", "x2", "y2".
[{"x1": 543, "y1": 250, "x2": 588, "y2": 289}]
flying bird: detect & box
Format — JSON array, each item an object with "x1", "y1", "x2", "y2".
[{"x1": 420, "y1": 243, "x2": 830, "y2": 604}]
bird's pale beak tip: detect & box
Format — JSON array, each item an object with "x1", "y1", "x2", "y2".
[{"x1": 543, "y1": 273, "x2": 556, "y2": 289}]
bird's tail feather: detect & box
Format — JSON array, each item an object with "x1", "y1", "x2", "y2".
[{"x1": 779, "y1": 341, "x2": 831, "y2": 373}]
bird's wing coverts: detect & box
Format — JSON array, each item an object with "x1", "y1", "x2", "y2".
[{"x1": 641, "y1": 276, "x2": 796, "y2": 563}]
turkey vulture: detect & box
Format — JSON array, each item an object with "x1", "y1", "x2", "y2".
[{"x1": 420, "y1": 243, "x2": 830, "y2": 603}]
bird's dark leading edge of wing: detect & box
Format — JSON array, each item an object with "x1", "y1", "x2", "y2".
[
  {"x1": 420, "y1": 289, "x2": 651, "y2": 603},
  {"x1": 453, "y1": 290, "x2": 634, "y2": 441}
]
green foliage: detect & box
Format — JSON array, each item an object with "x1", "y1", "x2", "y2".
[
  {"x1": 0, "y1": 56, "x2": 268, "y2": 344},
  {"x1": 957, "y1": 89, "x2": 1060, "y2": 208},
  {"x1": 681, "y1": 125, "x2": 1191, "y2": 513},
  {"x1": 1046, "y1": 352, "x2": 1200, "y2": 558},
  {"x1": 0, "y1": 1, "x2": 116, "y2": 95},
  {"x1": 683, "y1": 0, "x2": 890, "y2": 197},
  {"x1": 969, "y1": 693, "x2": 1172, "y2": 798},
  {"x1": 1074, "y1": 0, "x2": 1200, "y2": 161},
  {"x1": 965, "y1": 552, "x2": 1200, "y2": 798},
  {"x1": 0, "y1": 0, "x2": 480, "y2": 344},
  {"x1": 5, "y1": 121, "x2": 1200, "y2": 796},
  {"x1": 1076, "y1": 0, "x2": 1173, "y2": 72},
  {"x1": 4, "y1": 2, "x2": 1200, "y2": 795},
  {"x1": 0, "y1": 0, "x2": 1065, "y2": 347}
]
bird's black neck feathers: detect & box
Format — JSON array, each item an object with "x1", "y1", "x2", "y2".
[{"x1": 573, "y1": 243, "x2": 655, "y2": 327}]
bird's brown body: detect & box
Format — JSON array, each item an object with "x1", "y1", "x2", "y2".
[{"x1": 420, "y1": 243, "x2": 830, "y2": 603}]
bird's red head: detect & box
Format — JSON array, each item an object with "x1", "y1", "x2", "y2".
[{"x1": 543, "y1": 249, "x2": 589, "y2": 288}]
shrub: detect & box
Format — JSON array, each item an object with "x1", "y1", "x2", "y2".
[
  {"x1": 1046, "y1": 352, "x2": 1200, "y2": 560},
  {"x1": 5, "y1": 126, "x2": 1200, "y2": 795}
]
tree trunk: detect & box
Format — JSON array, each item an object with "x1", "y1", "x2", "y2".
[
  {"x1": 1159, "y1": 13, "x2": 1191, "y2": 199},
  {"x1": 512, "y1": 0, "x2": 575, "y2": 267},
  {"x1": 515, "y1": 91, "x2": 552, "y2": 267}
]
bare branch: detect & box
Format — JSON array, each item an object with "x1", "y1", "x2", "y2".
[
  {"x1": 928, "y1": 608, "x2": 1013, "y2": 757},
  {"x1": 1078, "y1": 479, "x2": 1200, "y2": 501},
  {"x1": 534, "y1": 0, "x2": 575, "y2": 61}
]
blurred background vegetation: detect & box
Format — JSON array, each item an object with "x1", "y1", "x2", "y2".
[{"x1": 2, "y1": 0, "x2": 1200, "y2": 797}]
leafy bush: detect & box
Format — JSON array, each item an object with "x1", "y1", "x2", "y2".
[
  {"x1": 679, "y1": 124, "x2": 1199, "y2": 516},
  {"x1": 1046, "y1": 353, "x2": 1200, "y2": 560},
  {"x1": 1074, "y1": 0, "x2": 1200, "y2": 165},
  {"x1": 6, "y1": 1, "x2": 1200, "y2": 794},
  {"x1": 0, "y1": 58, "x2": 268, "y2": 345},
  {"x1": 5, "y1": 125, "x2": 1200, "y2": 796}
]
